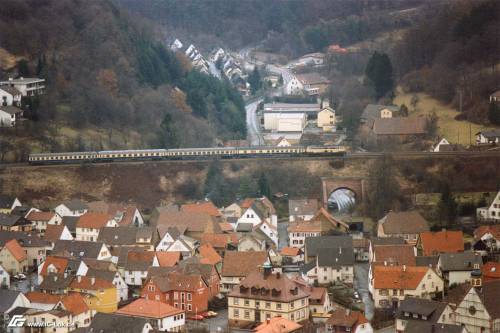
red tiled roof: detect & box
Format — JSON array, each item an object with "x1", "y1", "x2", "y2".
[
  {"x1": 419, "y1": 231, "x2": 464, "y2": 256},
  {"x1": 117, "y1": 298, "x2": 183, "y2": 318},
  {"x1": 482, "y1": 261, "x2": 500, "y2": 282},
  {"x1": 373, "y1": 244, "x2": 416, "y2": 266},
  {"x1": 181, "y1": 201, "x2": 222, "y2": 217},
  {"x1": 255, "y1": 317, "x2": 302, "y2": 333},
  {"x1": 326, "y1": 308, "x2": 367, "y2": 329},
  {"x1": 474, "y1": 225, "x2": 500, "y2": 240},
  {"x1": 76, "y1": 213, "x2": 112, "y2": 229},
  {"x1": 221, "y1": 251, "x2": 268, "y2": 277},
  {"x1": 200, "y1": 233, "x2": 237, "y2": 249},
  {"x1": 198, "y1": 243, "x2": 222, "y2": 265},
  {"x1": 219, "y1": 222, "x2": 234, "y2": 232},
  {"x1": 61, "y1": 293, "x2": 89, "y2": 315},
  {"x1": 40, "y1": 256, "x2": 68, "y2": 276},
  {"x1": 70, "y1": 276, "x2": 114, "y2": 290},
  {"x1": 43, "y1": 224, "x2": 67, "y2": 243},
  {"x1": 25, "y1": 291, "x2": 61, "y2": 304},
  {"x1": 4, "y1": 239, "x2": 27, "y2": 262},
  {"x1": 27, "y1": 211, "x2": 56, "y2": 222},
  {"x1": 373, "y1": 265, "x2": 429, "y2": 289},
  {"x1": 155, "y1": 251, "x2": 181, "y2": 267},
  {"x1": 281, "y1": 247, "x2": 301, "y2": 257}
]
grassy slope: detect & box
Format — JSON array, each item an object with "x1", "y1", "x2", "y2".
[{"x1": 394, "y1": 88, "x2": 499, "y2": 145}]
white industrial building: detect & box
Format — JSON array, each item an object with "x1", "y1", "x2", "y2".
[{"x1": 263, "y1": 113, "x2": 307, "y2": 132}]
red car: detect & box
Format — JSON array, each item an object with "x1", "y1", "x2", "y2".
[{"x1": 188, "y1": 314, "x2": 204, "y2": 321}]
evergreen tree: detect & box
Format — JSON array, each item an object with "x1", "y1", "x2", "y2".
[
  {"x1": 17, "y1": 59, "x2": 31, "y2": 77},
  {"x1": 204, "y1": 161, "x2": 231, "y2": 206},
  {"x1": 366, "y1": 156, "x2": 400, "y2": 220},
  {"x1": 365, "y1": 51, "x2": 394, "y2": 99},
  {"x1": 400, "y1": 104, "x2": 409, "y2": 117},
  {"x1": 159, "y1": 113, "x2": 178, "y2": 148},
  {"x1": 258, "y1": 172, "x2": 271, "y2": 198},
  {"x1": 437, "y1": 183, "x2": 457, "y2": 227},
  {"x1": 248, "y1": 67, "x2": 262, "y2": 95},
  {"x1": 488, "y1": 102, "x2": 500, "y2": 125},
  {"x1": 238, "y1": 176, "x2": 255, "y2": 199}
]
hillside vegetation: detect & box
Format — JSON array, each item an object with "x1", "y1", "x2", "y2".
[
  {"x1": 392, "y1": 0, "x2": 500, "y2": 123},
  {"x1": 0, "y1": 0, "x2": 245, "y2": 159},
  {"x1": 117, "y1": 0, "x2": 423, "y2": 55}
]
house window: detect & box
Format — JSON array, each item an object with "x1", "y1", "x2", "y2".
[
  {"x1": 244, "y1": 299, "x2": 249, "y2": 306},
  {"x1": 234, "y1": 309, "x2": 239, "y2": 318},
  {"x1": 276, "y1": 303, "x2": 282, "y2": 310},
  {"x1": 265, "y1": 302, "x2": 270, "y2": 309},
  {"x1": 187, "y1": 293, "x2": 192, "y2": 301},
  {"x1": 393, "y1": 289, "x2": 397, "y2": 296},
  {"x1": 188, "y1": 304, "x2": 192, "y2": 311},
  {"x1": 233, "y1": 298, "x2": 239, "y2": 305},
  {"x1": 148, "y1": 285, "x2": 155, "y2": 292},
  {"x1": 244, "y1": 311, "x2": 250, "y2": 319}
]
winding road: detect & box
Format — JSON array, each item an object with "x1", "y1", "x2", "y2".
[{"x1": 245, "y1": 98, "x2": 264, "y2": 146}]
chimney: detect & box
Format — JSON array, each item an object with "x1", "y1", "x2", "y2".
[
  {"x1": 91, "y1": 277, "x2": 95, "y2": 285},
  {"x1": 262, "y1": 262, "x2": 272, "y2": 279},
  {"x1": 77, "y1": 275, "x2": 82, "y2": 283}
]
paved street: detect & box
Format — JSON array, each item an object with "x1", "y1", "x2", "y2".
[
  {"x1": 376, "y1": 325, "x2": 396, "y2": 333},
  {"x1": 245, "y1": 98, "x2": 264, "y2": 146},
  {"x1": 354, "y1": 263, "x2": 374, "y2": 320},
  {"x1": 186, "y1": 309, "x2": 228, "y2": 333}
]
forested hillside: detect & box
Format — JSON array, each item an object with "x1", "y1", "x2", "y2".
[
  {"x1": 392, "y1": 0, "x2": 500, "y2": 123},
  {"x1": 117, "y1": 0, "x2": 422, "y2": 55},
  {"x1": 0, "y1": 0, "x2": 245, "y2": 157}
]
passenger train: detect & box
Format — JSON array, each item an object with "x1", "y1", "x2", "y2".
[{"x1": 28, "y1": 145, "x2": 347, "y2": 164}]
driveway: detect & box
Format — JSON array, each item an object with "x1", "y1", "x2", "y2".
[{"x1": 354, "y1": 263, "x2": 374, "y2": 320}]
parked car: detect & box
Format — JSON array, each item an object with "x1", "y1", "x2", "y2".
[
  {"x1": 14, "y1": 273, "x2": 26, "y2": 280},
  {"x1": 200, "y1": 311, "x2": 217, "y2": 318},
  {"x1": 188, "y1": 314, "x2": 204, "y2": 321}
]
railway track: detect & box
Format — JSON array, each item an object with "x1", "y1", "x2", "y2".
[{"x1": 0, "y1": 150, "x2": 499, "y2": 169}]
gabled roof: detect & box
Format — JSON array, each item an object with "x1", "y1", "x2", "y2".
[
  {"x1": 125, "y1": 251, "x2": 156, "y2": 271},
  {"x1": 373, "y1": 265, "x2": 430, "y2": 289},
  {"x1": 474, "y1": 225, "x2": 500, "y2": 240},
  {"x1": 198, "y1": 243, "x2": 222, "y2": 265},
  {"x1": 311, "y1": 208, "x2": 349, "y2": 229},
  {"x1": 88, "y1": 313, "x2": 150, "y2": 333},
  {"x1": 221, "y1": 251, "x2": 268, "y2": 277},
  {"x1": 3, "y1": 239, "x2": 27, "y2": 262},
  {"x1": 419, "y1": 230, "x2": 464, "y2": 256},
  {"x1": 181, "y1": 201, "x2": 222, "y2": 217},
  {"x1": 61, "y1": 216, "x2": 79, "y2": 233},
  {"x1": 59, "y1": 199, "x2": 88, "y2": 211},
  {"x1": 0, "y1": 231, "x2": 47, "y2": 247},
  {"x1": 255, "y1": 316, "x2": 302, "y2": 333},
  {"x1": 281, "y1": 247, "x2": 301, "y2": 257},
  {"x1": 305, "y1": 235, "x2": 353, "y2": 258},
  {"x1": 379, "y1": 211, "x2": 429, "y2": 235},
  {"x1": 39, "y1": 273, "x2": 74, "y2": 291},
  {"x1": 0, "y1": 290, "x2": 24, "y2": 313},
  {"x1": 26, "y1": 211, "x2": 56, "y2": 222},
  {"x1": 482, "y1": 261, "x2": 500, "y2": 281},
  {"x1": 43, "y1": 224, "x2": 68, "y2": 243},
  {"x1": 326, "y1": 308, "x2": 368, "y2": 330},
  {"x1": 317, "y1": 247, "x2": 355, "y2": 267},
  {"x1": 87, "y1": 201, "x2": 139, "y2": 226},
  {"x1": 288, "y1": 199, "x2": 319, "y2": 217},
  {"x1": 76, "y1": 212, "x2": 112, "y2": 229},
  {"x1": 116, "y1": 298, "x2": 183, "y2": 319},
  {"x1": 97, "y1": 227, "x2": 151, "y2": 246},
  {"x1": 474, "y1": 280, "x2": 500, "y2": 319},
  {"x1": 59, "y1": 293, "x2": 89, "y2": 315},
  {"x1": 0, "y1": 86, "x2": 21, "y2": 96},
  {"x1": 148, "y1": 271, "x2": 206, "y2": 292},
  {"x1": 40, "y1": 256, "x2": 69, "y2": 276},
  {"x1": 157, "y1": 225, "x2": 184, "y2": 240},
  {"x1": 52, "y1": 240, "x2": 105, "y2": 259},
  {"x1": 396, "y1": 297, "x2": 447, "y2": 321},
  {"x1": 155, "y1": 211, "x2": 221, "y2": 233},
  {"x1": 0, "y1": 195, "x2": 17, "y2": 209},
  {"x1": 0, "y1": 105, "x2": 22, "y2": 115},
  {"x1": 0, "y1": 213, "x2": 30, "y2": 227},
  {"x1": 373, "y1": 244, "x2": 416, "y2": 266},
  {"x1": 361, "y1": 104, "x2": 399, "y2": 120},
  {"x1": 200, "y1": 233, "x2": 237, "y2": 249},
  {"x1": 229, "y1": 270, "x2": 309, "y2": 302},
  {"x1": 69, "y1": 275, "x2": 114, "y2": 290},
  {"x1": 370, "y1": 237, "x2": 406, "y2": 247},
  {"x1": 373, "y1": 117, "x2": 427, "y2": 136},
  {"x1": 25, "y1": 291, "x2": 61, "y2": 305},
  {"x1": 438, "y1": 252, "x2": 482, "y2": 271},
  {"x1": 155, "y1": 251, "x2": 181, "y2": 267}
]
